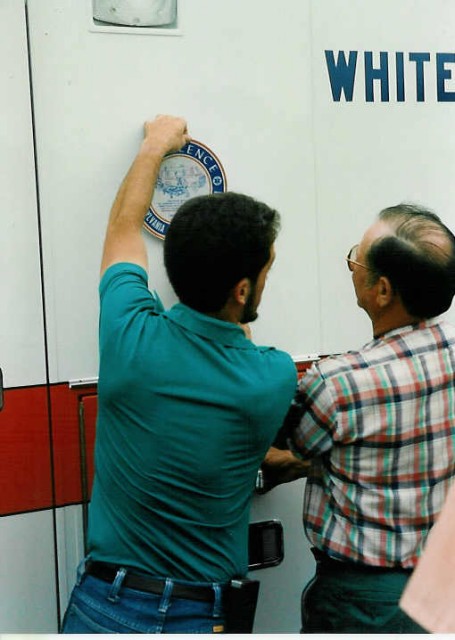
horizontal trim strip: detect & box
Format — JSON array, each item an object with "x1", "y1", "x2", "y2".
[{"x1": 1, "y1": 359, "x2": 317, "y2": 516}]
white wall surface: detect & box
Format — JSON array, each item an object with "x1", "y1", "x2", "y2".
[
  {"x1": 28, "y1": 0, "x2": 455, "y2": 377},
  {"x1": 250, "y1": 481, "x2": 313, "y2": 633},
  {"x1": 56, "y1": 505, "x2": 85, "y2": 617},
  {"x1": 0, "y1": 511, "x2": 57, "y2": 632},
  {"x1": 27, "y1": 0, "x2": 319, "y2": 384},
  {"x1": 0, "y1": 0, "x2": 45, "y2": 387},
  {"x1": 311, "y1": 0, "x2": 455, "y2": 353}
]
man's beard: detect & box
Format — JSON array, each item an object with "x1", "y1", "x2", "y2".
[{"x1": 240, "y1": 285, "x2": 258, "y2": 324}]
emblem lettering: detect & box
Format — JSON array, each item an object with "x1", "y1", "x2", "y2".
[{"x1": 144, "y1": 140, "x2": 226, "y2": 239}]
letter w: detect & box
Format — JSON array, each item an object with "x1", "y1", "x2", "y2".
[{"x1": 325, "y1": 50, "x2": 358, "y2": 101}]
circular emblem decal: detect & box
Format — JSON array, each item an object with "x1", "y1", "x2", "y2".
[{"x1": 144, "y1": 139, "x2": 227, "y2": 239}]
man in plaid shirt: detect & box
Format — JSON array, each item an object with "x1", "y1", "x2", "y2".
[{"x1": 265, "y1": 203, "x2": 455, "y2": 633}]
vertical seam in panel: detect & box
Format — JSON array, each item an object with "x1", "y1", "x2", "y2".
[
  {"x1": 24, "y1": 1, "x2": 61, "y2": 629},
  {"x1": 308, "y1": 0, "x2": 324, "y2": 352}
]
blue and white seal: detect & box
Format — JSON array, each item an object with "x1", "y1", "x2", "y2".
[{"x1": 144, "y1": 139, "x2": 227, "y2": 239}]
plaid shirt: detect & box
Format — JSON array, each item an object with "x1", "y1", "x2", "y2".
[{"x1": 287, "y1": 319, "x2": 455, "y2": 568}]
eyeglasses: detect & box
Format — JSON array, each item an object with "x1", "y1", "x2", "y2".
[{"x1": 346, "y1": 244, "x2": 370, "y2": 272}]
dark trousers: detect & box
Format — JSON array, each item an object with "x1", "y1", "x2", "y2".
[{"x1": 301, "y1": 549, "x2": 427, "y2": 634}]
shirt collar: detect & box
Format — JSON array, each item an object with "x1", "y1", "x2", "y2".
[
  {"x1": 164, "y1": 303, "x2": 255, "y2": 349},
  {"x1": 371, "y1": 317, "x2": 441, "y2": 344}
]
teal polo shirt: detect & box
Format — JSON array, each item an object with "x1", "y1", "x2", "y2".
[{"x1": 88, "y1": 263, "x2": 297, "y2": 582}]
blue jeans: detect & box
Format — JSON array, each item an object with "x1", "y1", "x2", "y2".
[{"x1": 60, "y1": 561, "x2": 226, "y2": 634}]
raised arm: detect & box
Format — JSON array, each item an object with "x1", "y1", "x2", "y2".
[{"x1": 100, "y1": 115, "x2": 190, "y2": 277}]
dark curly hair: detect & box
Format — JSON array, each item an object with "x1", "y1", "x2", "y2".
[
  {"x1": 366, "y1": 204, "x2": 455, "y2": 318},
  {"x1": 164, "y1": 191, "x2": 280, "y2": 312}
]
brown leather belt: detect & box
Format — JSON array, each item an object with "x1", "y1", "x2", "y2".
[{"x1": 85, "y1": 561, "x2": 217, "y2": 602}]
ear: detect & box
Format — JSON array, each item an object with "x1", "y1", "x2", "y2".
[
  {"x1": 232, "y1": 278, "x2": 251, "y2": 306},
  {"x1": 376, "y1": 275, "x2": 394, "y2": 308}
]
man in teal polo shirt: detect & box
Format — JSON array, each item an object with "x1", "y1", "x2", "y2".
[{"x1": 61, "y1": 115, "x2": 297, "y2": 634}]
